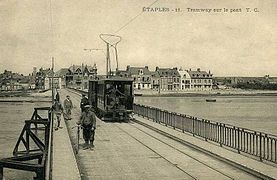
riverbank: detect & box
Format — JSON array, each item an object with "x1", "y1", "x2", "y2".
[
  {"x1": 135, "y1": 89, "x2": 277, "y2": 97},
  {"x1": 0, "y1": 90, "x2": 52, "y2": 102},
  {"x1": 0, "y1": 89, "x2": 51, "y2": 97}
]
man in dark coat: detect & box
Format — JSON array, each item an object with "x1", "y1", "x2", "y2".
[
  {"x1": 80, "y1": 94, "x2": 89, "y2": 112},
  {"x1": 77, "y1": 105, "x2": 96, "y2": 149}
]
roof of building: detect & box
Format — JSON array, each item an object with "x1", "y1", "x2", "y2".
[
  {"x1": 55, "y1": 68, "x2": 70, "y2": 77},
  {"x1": 126, "y1": 66, "x2": 151, "y2": 75},
  {"x1": 68, "y1": 64, "x2": 97, "y2": 74},
  {"x1": 36, "y1": 68, "x2": 54, "y2": 77},
  {"x1": 187, "y1": 69, "x2": 212, "y2": 79},
  {"x1": 155, "y1": 67, "x2": 180, "y2": 77}
]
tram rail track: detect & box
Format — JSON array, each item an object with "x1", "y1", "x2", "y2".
[
  {"x1": 128, "y1": 118, "x2": 273, "y2": 180},
  {"x1": 124, "y1": 122, "x2": 235, "y2": 179}
]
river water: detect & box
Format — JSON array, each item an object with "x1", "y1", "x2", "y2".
[
  {"x1": 0, "y1": 96, "x2": 51, "y2": 179},
  {"x1": 135, "y1": 96, "x2": 277, "y2": 136}
]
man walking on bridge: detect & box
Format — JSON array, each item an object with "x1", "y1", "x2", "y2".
[
  {"x1": 63, "y1": 95, "x2": 73, "y2": 120},
  {"x1": 52, "y1": 99, "x2": 63, "y2": 130},
  {"x1": 77, "y1": 105, "x2": 96, "y2": 150}
]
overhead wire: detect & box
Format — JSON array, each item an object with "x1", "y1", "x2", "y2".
[
  {"x1": 97, "y1": 0, "x2": 160, "y2": 72},
  {"x1": 113, "y1": 0, "x2": 160, "y2": 34}
]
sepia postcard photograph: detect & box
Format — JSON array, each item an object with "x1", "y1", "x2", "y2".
[{"x1": 0, "y1": 0, "x2": 277, "y2": 179}]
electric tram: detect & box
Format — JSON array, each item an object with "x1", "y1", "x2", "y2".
[
  {"x1": 88, "y1": 76, "x2": 134, "y2": 121},
  {"x1": 87, "y1": 34, "x2": 134, "y2": 121}
]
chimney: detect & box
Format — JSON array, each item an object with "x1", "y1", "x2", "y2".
[
  {"x1": 189, "y1": 68, "x2": 191, "y2": 71},
  {"x1": 127, "y1": 65, "x2": 130, "y2": 71},
  {"x1": 173, "y1": 67, "x2": 177, "y2": 70},
  {"x1": 155, "y1": 66, "x2": 159, "y2": 71},
  {"x1": 197, "y1": 68, "x2": 200, "y2": 72},
  {"x1": 145, "y1": 66, "x2": 148, "y2": 69}
]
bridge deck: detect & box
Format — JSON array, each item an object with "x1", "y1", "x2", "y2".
[{"x1": 53, "y1": 89, "x2": 277, "y2": 180}]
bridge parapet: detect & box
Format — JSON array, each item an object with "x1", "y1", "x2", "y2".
[{"x1": 134, "y1": 103, "x2": 277, "y2": 164}]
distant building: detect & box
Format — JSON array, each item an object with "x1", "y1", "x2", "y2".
[
  {"x1": 150, "y1": 71, "x2": 160, "y2": 91},
  {"x1": 155, "y1": 67, "x2": 181, "y2": 91},
  {"x1": 0, "y1": 70, "x2": 28, "y2": 91},
  {"x1": 55, "y1": 68, "x2": 71, "y2": 88},
  {"x1": 179, "y1": 68, "x2": 213, "y2": 91},
  {"x1": 126, "y1": 65, "x2": 152, "y2": 90},
  {"x1": 67, "y1": 63, "x2": 97, "y2": 89},
  {"x1": 178, "y1": 68, "x2": 192, "y2": 90},
  {"x1": 35, "y1": 68, "x2": 52, "y2": 89}
]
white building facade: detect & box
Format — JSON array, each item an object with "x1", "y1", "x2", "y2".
[{"x1": 178, "y1": 68, "x2": 213, "y2": 91}]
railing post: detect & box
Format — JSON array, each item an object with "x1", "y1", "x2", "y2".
[
  {"x1": 165, "y1": 111, "x2": 167, "y2": 127},
  {"x1": 219, "y1": 123, "x2": 222, "y2": 147},
  {"x1": 265, "y1": 134, "x2": 268, "y2": 160},
  {"x1": 260, "y1": 132, "x2": 263, "y2": 161},
  {"x1": 204, "y1": 120, "x2": 207, "y2": 141},
  {"x1": 192, "y1": 117, "x2": 195, "y2": 137},
  {"x1": 182, "y1": 115, "x2": 184, "y2": 133},
  {"x1": 237, "y1": 127, "x2": 240, "y2": 154},
  {"x1": 173, "y1": 113, "x2": 176, "y2": 130}
]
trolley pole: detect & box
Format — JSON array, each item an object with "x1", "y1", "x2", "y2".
[
  {"x1": 51, "y1": 57, "x2": 54, "y2": 103},
  {"x1": 106, "y1": 43, "x2": 110, "y2": 78}
]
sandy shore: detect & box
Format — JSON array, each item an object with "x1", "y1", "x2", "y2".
[{"x1": 0, "y1": 90, "x2": 52, "y2": 102}]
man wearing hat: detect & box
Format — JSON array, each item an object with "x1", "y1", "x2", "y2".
[
  {"x1": 80, "y1": 94, "x2": 89, "y2": 112},
  {"x1": 52, "y1": 99, "x2": 63, "y2": 130},
  {"x1": 63, "y1": 95, "x2": 73, "y2": 120},
  {"x1": 77, "y1": 105, "x2": 96, "y2": 149}
]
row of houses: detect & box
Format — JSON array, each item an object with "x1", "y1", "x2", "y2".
[
  {"x1": 56, "y1": 64, "x2": 97, "y2": 89},
  {"x1": 0, "y1": 70, "x2": 35, "y2": 91},
  {"x1": 117, "y1": 66, "x2": 213, "y2": 91},
  {"x1": 1, "y1": 64, "x2": 212, "y2": 92}
]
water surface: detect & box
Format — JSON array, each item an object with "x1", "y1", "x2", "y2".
[{"x1": 135, "y1": 96, "x2": 277, "y2": 135}]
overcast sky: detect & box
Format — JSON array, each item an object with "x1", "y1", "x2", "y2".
[{"x1": 1, "y1": 0, "x2": 276, "y2": 76}]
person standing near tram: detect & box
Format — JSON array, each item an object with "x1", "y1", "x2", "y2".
[
  {"x1": 63, "y1": 95, "x2": 73, "y2": 120},
  {"x1": 80, "y1": 94, "x2": 89, "y2": 112},
  {"x1": 77, "y1": 105, "x2": 97, "y2": 150}
]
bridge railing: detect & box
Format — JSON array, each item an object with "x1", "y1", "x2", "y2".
[{"x1": 134, "y1": 103, "x2": 277, "y2": 164}]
